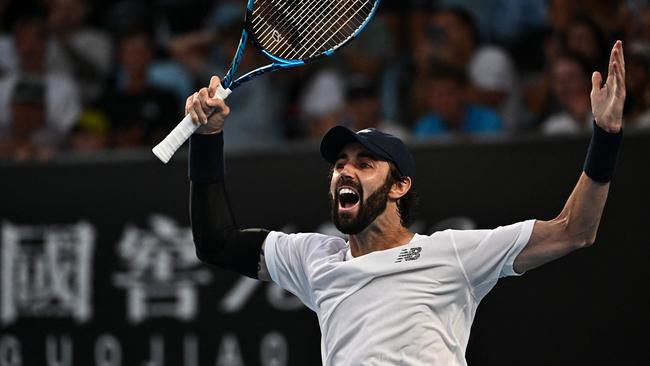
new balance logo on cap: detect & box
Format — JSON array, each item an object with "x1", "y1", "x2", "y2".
[{"x1": 395, "y1": 247, "x2": 422, "y2": 263}]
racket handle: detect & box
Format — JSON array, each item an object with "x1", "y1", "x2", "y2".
[{"x1": 152, "y1": 85, "x2": 232, "y2": 163}]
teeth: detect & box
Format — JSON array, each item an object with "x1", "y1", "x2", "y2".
[{"x1": 339, "y1": 188, "x2": 356, "y2": 195}]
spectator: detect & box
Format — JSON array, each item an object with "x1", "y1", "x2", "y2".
[
  {"x1": 299, "y1": 69, "x2": 345, "y2": 140},
  {"x1": 167, "y1": 0, "x2": 243, "y2": 84},
  {"x1": 46, "y1": 0, "x2": 113, "y2": 103},
  {"x1": 338, "y1": 13, "x2": 403, "y2": 123},
  {"x1": 411, "y1": 6, "x2": 520, "y2": 130},
  {"x1": 413, "y1": 62, "x2": 503, "y2": 137},
  {"x1": 563, "y1": 16, "x2": 609, "y2": 73},
  {"x1": 103, "y1": 31, "x2": 180, "y2": 149},
  {"x1": 0, "y1": 77, "x2": 49, "y2": 159},
  {"x1": 541, "y1": 53, "x2": 593, "y2": 134},
  {"x1": 624, "y1": 45, "x2": 650, "y2": 130},
  {"x1": 521, "y1": 16, "x2": 610, "y2": 128},
  {"x1": 343, "y1": 74, "x2": 409, "y2": 140},
  {"x1": 0, "y1": 15, "x2": 81, "y2": 159},
  {"x1": 107, "y1": 0, "x2": 194, "y2": 104}
]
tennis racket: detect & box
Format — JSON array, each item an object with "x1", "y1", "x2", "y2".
[{"x1": 152, "y1": 0, "x2": 382, "y2": 163}]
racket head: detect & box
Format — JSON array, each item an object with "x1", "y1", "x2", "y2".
[{"x1": 245, "y1": 0, "x2": 381, "y2": 65}]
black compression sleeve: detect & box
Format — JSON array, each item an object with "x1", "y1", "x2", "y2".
[
  {"x1": 189, "y1": 133, "x2": 225, "y2": 182},
  {"x1": 189, "y1": 132, "x2": 269, "y2": 279},
  {"x1": 190, "y1": 182, "x2": 269, "y2": 278}
]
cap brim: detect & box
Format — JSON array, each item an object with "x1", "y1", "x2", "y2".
[{"x1": 320, "y1": 126, "x2": 391, "y2": 164}]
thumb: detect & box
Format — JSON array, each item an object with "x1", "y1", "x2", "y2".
[{"x1": 591, "y1": 71, "x2": 602, "y2": 92}]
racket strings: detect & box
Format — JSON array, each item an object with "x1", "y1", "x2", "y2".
[
  {"x1": 251, "y1": 0, "x2": 374, "y2": 60},
  {"x1": 286, "y1": 0, "x2": 369, "y2": 56}
]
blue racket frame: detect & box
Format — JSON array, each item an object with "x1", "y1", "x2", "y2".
[{"x1": 221, "y1": 0, "x2": 382, "y2": 90}]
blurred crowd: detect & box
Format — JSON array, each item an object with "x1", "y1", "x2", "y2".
[{"x1": 1, "y1": 0, "x2": 650, "y2": 161}]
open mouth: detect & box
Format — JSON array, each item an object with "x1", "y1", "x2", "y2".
[{"x1": 338, "y1": 187, "x2": 360, "y2": 210}]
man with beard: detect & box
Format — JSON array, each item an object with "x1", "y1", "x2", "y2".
[{"x1": 187, "y1": 41, "x2": 625, "y2": 366}]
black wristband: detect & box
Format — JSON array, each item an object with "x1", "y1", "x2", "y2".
[
  {"x1": 583, "y1": 121, "x2": 622, "y2": 183},
  {"x1": 189, "y1": 132, "x2": 225, "y2": 182}
]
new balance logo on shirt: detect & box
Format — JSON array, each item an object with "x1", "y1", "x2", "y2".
[{"x1": 395, "y1": 247, "x2": 422, "y2": 263}]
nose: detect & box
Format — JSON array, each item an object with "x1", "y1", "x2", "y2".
[{"x1": 337, "y1": 162, "x2": 357, "y2": 178}]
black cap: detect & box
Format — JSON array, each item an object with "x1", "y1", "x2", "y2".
[{"x1": 320, "y1": 126, "x2": 416, "y2": 183}]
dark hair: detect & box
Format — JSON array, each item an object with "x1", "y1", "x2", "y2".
[
  {"x1": 555, "y1": 51, "x2": 593, "y2": 81},
  {"x1": 387, "y1": 162, "x2": 419, "y2": 227},
  {"x1": 345, "y1": 74, "x2": 378, "y2": 101},
  {"x1": 434, "y1": 6, "x2": 481, "y2": 46},
  {"x1": 428, "y1": 60, "x2": 468, "y2": 86},
  {"x1": 563, "y1": 16, "x2": 609, "y2": 71}
]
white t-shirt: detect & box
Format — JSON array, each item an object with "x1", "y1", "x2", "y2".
[{"x1": 264, "y1": 220, "x2": 536, "y2": 366}]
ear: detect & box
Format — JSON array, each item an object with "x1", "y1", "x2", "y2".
[{"x1": 388, "y1": 176, "x2": 412, "y2": 201}]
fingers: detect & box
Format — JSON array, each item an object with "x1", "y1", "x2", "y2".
[
  {"x1": 185, "y1": 89, "x2": 210, "y2": 124},
  {"x1": 610, "y1": 41, "x2": 626, "y2": 94},
  {"x1": 616, "y1": 40, "x2": 625, "y2": 72},
  {"x1": 185, "y1": 76, "x2": 229, "y2": 124},
  {"x1": 208, "y1": 76, "x2": 221, "y2": 98},
  {"x1": 616, "y1": 41, "x2": 626, "y2": 91},
  {"x1": 591, "y1": 71, "x2": 602, "y2": 93},
  {"x1": 607, "y1": 42, "x2": 617, "y2": 80},
  {"x1": 185, "y1": 94, "x2": 194, "y2": 116},
  {"x1": 206, "y1": 96, "x2": 230, "y2": 115},
  {"x1": 196, "y1": 87, "x2": 212, "y2": 123},
  {"x1": 186, "y1": 93, "x2": 200, "y2": 124},
  {"x1": 614, "y1": 61, "x2": 626, "y2": 96}
]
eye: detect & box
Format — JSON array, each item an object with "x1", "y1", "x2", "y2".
[
  {"x1": 334, "y1": 161, "x2": 346, "y2": 170},
  {"x1": 359, "y1": 162, "x2": 372, "y2": 169}
]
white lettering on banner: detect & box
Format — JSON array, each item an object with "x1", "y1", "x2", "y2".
[
  {"x1": 0, "y1": 335, "x2": 21, "y2": 366},
  {"x1": 0, "y1": 332, "x2": 292, "y2": 365},
  {"x1": 219, "y1": 277, "x2": 259, "y2": 313},
  {"x1": 260, "y1": 332, "x2": 288, "y2": 366},
  {"x1": 0, "y1": 222, "x2": 95, "y2": 325},
  {"x1": 142, "y1": 334, "x2": 164, "y2": 366},
  {"x1": 266, "y1": 285, "x2": 303, "y2": 311},
  {"x1": 220, "y1": 278, "x2": 303, "y2": 313},
  {"x1": 46, "y1": 335, "x2": 72, "y2": 366},
  {"x1": 112, "y1": 215, "x2": 212, "y2": 324},
  {"x1": 183, "y1": 335, "x2": 198, "y2": 366},
  {"x1": 216, "y1": 334, "x2": 244, "y2": 366},
  {"x1": 94, "y1": 334, "x2": 121, "y2": 366}
]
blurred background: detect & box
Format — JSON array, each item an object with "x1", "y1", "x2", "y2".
[
  {"x1": 1, "y1": 0, "x2": 649, "y2": 365},
  {"x1": 0, "y1": 0, "x2": 649, "y2": 158}
]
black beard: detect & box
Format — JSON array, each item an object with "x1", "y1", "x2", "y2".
[{"x1": 329, "y1": 176, "x2": 393, "y2": 235}]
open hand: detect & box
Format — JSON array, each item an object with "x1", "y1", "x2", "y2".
[
  {"x1": 185, "y1": 76, "x2": 230, "y2": 135},
  {"x1": 590, "y1": 40, "x2": 626, "y2": 133}
]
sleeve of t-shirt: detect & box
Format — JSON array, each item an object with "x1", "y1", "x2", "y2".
[
  {"x1": 450, "y1": 219, "x2": 535, "y2": 300},
  {"x1": 264, "y1": 231, "x2": 343, "y2": 312}
]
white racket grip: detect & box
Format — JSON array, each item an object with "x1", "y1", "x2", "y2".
[{"x1": 152, "y1": 84, "x2": 232, "y2": 163}]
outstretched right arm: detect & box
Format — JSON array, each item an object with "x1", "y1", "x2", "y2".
[{"x1": 188, "y1": 76, "x2": 271, "y2": 281}]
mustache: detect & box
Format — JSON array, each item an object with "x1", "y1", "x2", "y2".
[{"x1": 335, "y1": 176, "x2": 362, "y2": 193}]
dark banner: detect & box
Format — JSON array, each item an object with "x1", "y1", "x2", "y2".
[{"x1": 1, "y1": 133, "x2": 649, "y2": 365}]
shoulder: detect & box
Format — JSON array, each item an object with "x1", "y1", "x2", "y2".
[
  {"x1": 266, "y1": 231, "x2": 347, "y2": 254},
  {"x1": 436, "y1": 220, "x2": 535, "y2": 247}
]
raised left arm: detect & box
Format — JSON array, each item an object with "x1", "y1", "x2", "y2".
[{"x1": 514, "y1": 41, "x2": 626, "y2": 273}]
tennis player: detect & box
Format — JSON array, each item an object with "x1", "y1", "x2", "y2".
[{"x1": 186, "y1": 41, "x2": 625, "y2": 365}]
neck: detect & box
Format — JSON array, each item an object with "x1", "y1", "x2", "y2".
[{"x1": 348, "y1": 204, "x2": 414, "y2": 257}]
